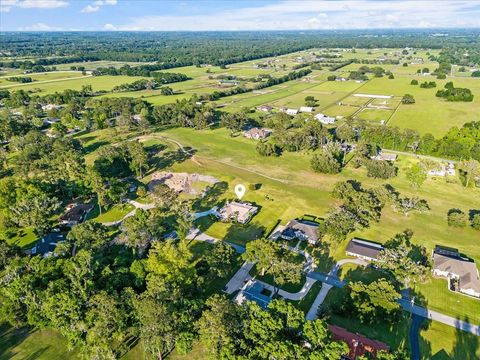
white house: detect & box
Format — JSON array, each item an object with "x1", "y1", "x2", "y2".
[
  {"x1": 216, "y1": 201, "x2": 258, "y2": 224},
  {"x1": 299, "y1": 106, "x2": 314, "y2": 113},
  {"x1": 314, "y1": 113, "x2": 336, "y2": 124},
  {"x1": 42, "y1": 104, "x2": 62, "y2": 111},
  {"x1": 286, "y1": 108, "x2": 299, "y2": 116}
]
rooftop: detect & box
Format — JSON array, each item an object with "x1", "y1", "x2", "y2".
[
  {"x1": 218, "y1": 201, "x2": 258, "y2": 223},
  {"x1": 433, "y1": 250, "x2": 480, "y2": 294},
  {"x1": 329, "y1": 325, "x2": 390, "y2": 359},
  {"x1": 33, "y1": 233, "x2": 65, "y2": 256},
  {"x1": 346, "y1": 238, "x2": 384, "y2": 260},
  {"x1": 282, "y1": 219, "x2": 319, "y2": 243}
]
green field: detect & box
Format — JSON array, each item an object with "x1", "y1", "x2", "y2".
[
  {"x1": 419, "y1": 321, "x2": 480, "y2": 359},
  {"x1": 0, "y1": 71, "x2": 86, "y2": 87},
  {"x1": 6, "y1": 75, "x2": 147, "y2": 95},
  {"x1": 144, "y1": 126, "x2": 480, "y2": 325},
  {"x1": 10, "y1": 47, "x2": 475, "y2": 137}
]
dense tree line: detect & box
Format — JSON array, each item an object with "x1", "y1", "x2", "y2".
[
  {"x1": 6, "y1": 76, "x2": 33, "y2": 83},
  {"x1": 92, "y1": 64, "x2": 190, "y2": 81},
  {"x1": 3, "y1": 31, "x2": 479, "y2": 68}
]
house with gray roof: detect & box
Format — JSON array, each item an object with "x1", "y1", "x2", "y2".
[
  {"x1": 346, "y1": 238, "x2": 384, "y2": 262},
  {"x1": 280, "y1": 219, "x2": 319, "y2": 244}
]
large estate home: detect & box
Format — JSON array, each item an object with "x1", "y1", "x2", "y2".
[
  {"x1": 280, "y1": 219, "x2": 319, "y2": 245},
  {"x1": 216, "y1": 201, "x2": 259, "y2": 224},
  {"x1": 432, "y1": 246, "x2": 480, "y2": 298},
  {"x1": 59, "y1": 203, "x2": 94, "y2": 227}
]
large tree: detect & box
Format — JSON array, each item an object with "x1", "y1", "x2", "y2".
[
  {"x1": 243, "y1": 239, "x2": 303, "y2": 295},
  {"x1": 348, "y1": 279, "x2": 401, "y2": 323}
]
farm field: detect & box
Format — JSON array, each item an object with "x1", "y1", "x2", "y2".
[
  {"x1": 0, "y1": 71, "x2": 87, "y2": 88},
  {"x1": 54, "y1": 60, "x2": 157, "y2": 71},
  {"x1": 5, "y1": 75, "x2": 147, "y2": 94},
  {"x1": 6, "y1": 47, "x2": 476, "y2": 137}
]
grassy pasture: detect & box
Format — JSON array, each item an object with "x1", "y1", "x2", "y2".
[
  {"x1": 356, "y1": 108, "x2": 395, "y2": 122},
  {"x1": 6, "y1": 75, "x2": 147, "y2": 95},
  {"x1": 0, "y1": 71, "x2": 86, "y2": 87},
  {"x1": 54, "y1": 60, "x2": 156, "y2": 71}
]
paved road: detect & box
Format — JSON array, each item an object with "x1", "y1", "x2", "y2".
[
  {"x1": 409, "y1": 314, "x2": 424, "y2": 360},
  {"x1": 398, "y1": 299, "x2": 480, "y2": 336},
  {"x1": 307, "y1": 272, "x2": 346, "y2": 288}
]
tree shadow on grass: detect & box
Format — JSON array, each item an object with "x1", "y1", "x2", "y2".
[
  {"x1": 451, "y1": 317, "x2": 479, "y2": 360},
  {"x1": 148, "y1": 147, "x2": 197, "y2": 172},
  {"x1": 191, "y1": 181, "x2": 228, "y2": 212},
  {"x1": 82, "y1": 140, "x2": 110, "y2": 155},
  {"x1": 0, "y1": 325, "x2": 36, "y2": 360},
  {"x1": 310, "y1": 240, "x2": 336, "y2": 274}
]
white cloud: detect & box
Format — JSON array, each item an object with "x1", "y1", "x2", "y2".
[
  {"x1": 16, "y1": 0, "x2": 68, "y2": 8},
  {"x1": 81, "y1": 4, "x2": 100, "y2": 13},
  {"x1": 0, "y1": 0, "x2": 67, "y2": 12},
  {"x1": 82, "y1": 0, "x2": 117, "y2": 13},
  {"x1": 103, "y1": 23, "x2": 117, "y2": 30},
  {"x1": 111, "y1": 0, "x2": 480, "y2": 31},
  {"x1": 18, "y1": 22, "x2": 63, "y2": 31}
]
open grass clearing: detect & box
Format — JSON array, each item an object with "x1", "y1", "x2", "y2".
[{"x1": 355, "y1": 108, "x2": 395, "y2": 122}]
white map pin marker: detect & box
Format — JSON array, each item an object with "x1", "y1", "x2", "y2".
[{"x1": 234, "y1": 184, "x2": 246, "y2": 200}]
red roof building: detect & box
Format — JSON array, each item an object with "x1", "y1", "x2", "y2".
[{"x1": 328, "y1": 325, "x2": 390, "y2": 359}]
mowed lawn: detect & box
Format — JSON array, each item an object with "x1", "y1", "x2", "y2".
[
  {"x1": 419, "y1": 320, "x2": 480, "y2": 360},
  {"x1": 359, "y1": 76, "x2": 480, "y2": 136},
  {"x1": 0, "y1": 325, "x2": 78, "y2": 360},
  {"x1": 158, "y1": 127, "x2": 480, "y2": 324}
]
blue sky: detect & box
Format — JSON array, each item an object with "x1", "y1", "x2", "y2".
[{"x1": 1, "y1": 0, "x2": 480, "y2": 31}]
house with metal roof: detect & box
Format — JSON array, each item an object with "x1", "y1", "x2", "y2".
[{"x1": 346, "y1": 238, "x2": 384, "y2": 262}]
